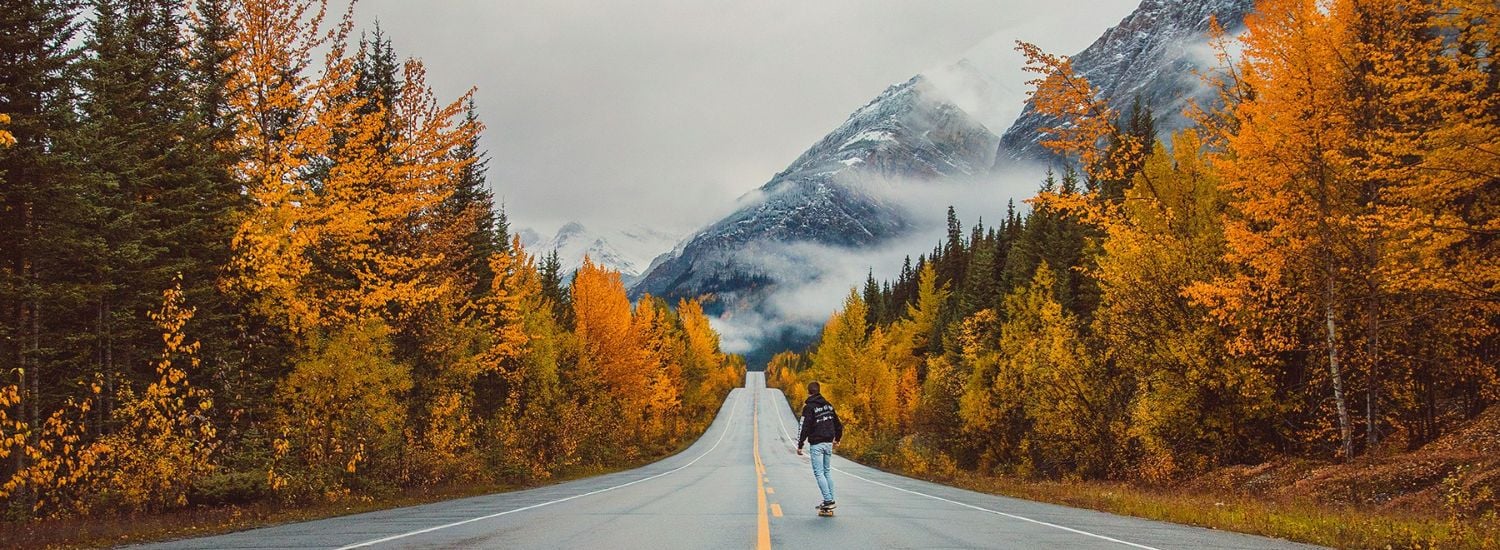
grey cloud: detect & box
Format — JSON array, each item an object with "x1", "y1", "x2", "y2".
[
  {"x1": 348, "y1": 1, "x2": 1138, "y2": 237},
  {"x1": 706, "y1": 165, "x2": 1050, "y2": 354}
]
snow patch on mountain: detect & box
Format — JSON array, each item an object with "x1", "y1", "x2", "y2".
[
  {"x1": 631, "y1": 69, "x2": 1009, "y2": 364},
  {"x1": 997, "y1": 0, "x2": 1256, "y2": 162},
  {"x1": 631, "y1": 0, "x2": 1257, "y2": 365},
  {"x1": 528, "y1": 222, "x2": 681, "y2": 286}
]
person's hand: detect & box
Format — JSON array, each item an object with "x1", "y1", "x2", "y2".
[
  {"x1": 832, "y1": 439, "x2": 839, "y2": 449},
  {"x1": 796, "y1": 447, "x2": 804, "y2": 456}
]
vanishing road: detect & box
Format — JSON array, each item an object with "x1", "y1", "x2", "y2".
[{"x1": 142, "y1": 373, "x2": 1320, "y2": 549}]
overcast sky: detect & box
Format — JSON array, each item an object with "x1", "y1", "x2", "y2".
[{"x1": 350, "y1": 1, "x2": 1140, "y2": 237}]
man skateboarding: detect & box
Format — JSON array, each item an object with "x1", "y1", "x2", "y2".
[{"x1": 796, "y1": 381, "x2": 843, "y2": 514}]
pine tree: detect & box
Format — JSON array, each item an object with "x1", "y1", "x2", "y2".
[
  {"x1": 539, "y1": 249, "x2": 571, "y2": 327},
  {"x1": 0, "y1": 0, "x2": 89, "y2": 505},
  {"x1": 862, "y1": 270, "x2": 882, "y2": 332},
  {"x1": 941, "y1": 206, "x2": 966, "y2": 287},
  {"x1": 447, "y1": 98, "x2": 499, "y2": 300},
  {"x1": 79, "y1": 0, "x2": 241, "y2": 411},
  {"x1": 957, "y1": 224, "x2": 1000, "y2": 321}
]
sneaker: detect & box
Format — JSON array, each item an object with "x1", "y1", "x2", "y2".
[{"x1": 820, "y1": 500, "x2": 836, "y2": 510}]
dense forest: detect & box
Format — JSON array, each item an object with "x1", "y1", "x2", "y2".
[
  {"x1": 0, "y1": 0, "x2": 742, "y2": 519},
  {"x1": 771, "y1": 0, "x2": 1497, "y2": 483}
]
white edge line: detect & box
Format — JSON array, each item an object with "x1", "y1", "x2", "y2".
[
  {"x1": 762, "y1": 384, "x2": 1159, "y2": 550},
  {"x1": 335, "y1": 390, "x2": 746, "y2": 550},
  {"x1": 831, "y1": 468, "x2": 1162, "y2": 550},
  {"x1": 768, "y1": 382, "x2": 805, "y2": 460}
]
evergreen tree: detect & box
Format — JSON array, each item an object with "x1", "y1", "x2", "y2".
[
  {"x1": 862, "y1": 269, "x2": 882, "y2": 332},
  {"x1": 0, "y1": 0, "x2": 88, "y2": 509},
  {"x1": 941, "y1": 206, "x2": 965, "y2": 287},
  {"x1": 446, "y1": 98, "x2": 499, "y2": 300},
  {"x1": 184, "y1": 0, "x2": 259, "y2": 420},
  {"x1": 957, "y1": 225, "x2": 1000, "y2": 321},
  {"x1": 79, "y1": 0, "x2": 240, "y2": 401},
  {"x1": 539, "y1": 249, "x2": 571, "y2": 328}
]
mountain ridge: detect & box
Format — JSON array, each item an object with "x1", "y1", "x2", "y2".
[
  {"x1": 996, "y1": 0, "x2": 1255, "y2": 163},
  {"x1": 633, "y1": 0, "x2": 1257, "y2": 364}
]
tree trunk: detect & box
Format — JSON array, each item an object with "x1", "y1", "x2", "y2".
[
  {"x1": 103, "y1": 295, "x2": 114, "y2": 424},
  {"x1": 1324, "y1": 281, "x2": 1354, "y2": 461},
  {"x1": 1365, "y1": 294, "x2": 1379, "y2": 449}
]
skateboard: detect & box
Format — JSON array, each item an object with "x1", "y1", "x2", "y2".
[{"x1": 817, "y1": 504, "x2": 835, "y2": 517}]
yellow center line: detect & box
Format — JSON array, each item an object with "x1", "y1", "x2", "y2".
[{"x1": 754, "y1": 392, "x2": 772, "y2": 550}]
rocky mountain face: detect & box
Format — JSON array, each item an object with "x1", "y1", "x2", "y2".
[
  {"x1": 630, "y1": 71, "x2": 999, "y2": 361},
  {"x1": 997, "y1": 0, "x2": 1255, "y2": 164},
  {"x1": 633, "y1": 0, "x2": 1257, "y2": 364}
]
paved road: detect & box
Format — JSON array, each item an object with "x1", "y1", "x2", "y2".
[{"x1": 141, "y1": 373, "x2": 1321, "y2": 549}]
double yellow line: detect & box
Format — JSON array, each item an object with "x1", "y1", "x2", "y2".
[{"x1": 753, "y1": 391, "x2": 772, "y2": 550}]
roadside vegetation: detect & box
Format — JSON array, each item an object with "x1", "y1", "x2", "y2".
[
  {"x1": 1, "y1": 0, "x2": 743, "y2": 542},
  {"x1": 769, "y1": 1, "x2": 1497, "y2": 548}
]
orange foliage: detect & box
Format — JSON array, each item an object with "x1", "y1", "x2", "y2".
[
  {"x1": 572, "y1": 257, "x2": 649, "y2": 408},
  {"x1": 95, "y1": 277, "x2": 220, "y2": 512},
  {"x1": 1017, "y1": 40, "x2": 1143, "y2": 187},
  {"x1": 0, "y1": 386, "x2": 103, "y2": 517},
  {"x1": 224, "y1": 0, "x2": 476, "y2": 333},
  {"x1": 0, "y1": 113, "x2": 14, "y2": 147},
  {"x1": 1, "y1": 278, "x2": 219, "y2": 516}
]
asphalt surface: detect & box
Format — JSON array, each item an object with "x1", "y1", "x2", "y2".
[{"x1": 139, "y1": 373, "x2": 1323, "y2": 549}]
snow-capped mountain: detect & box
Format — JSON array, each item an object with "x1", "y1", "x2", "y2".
[
  {"x1": 631, "y1": 68, "x2": 1000, "y2": 361},
  {"x1": 997, "y1": 0, "x2": 1255, "y2": 163},
  {"x1": 529, "y1": 222, "x2": 679, "y2": 286},
  {"x1": 515, "y1": 227, "x2": 542, "y2": 250},
  {"x1": 632, "y1": 0, "x2": 1256, "y2": 365}
]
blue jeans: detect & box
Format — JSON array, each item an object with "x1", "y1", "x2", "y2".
[{"x1": 809, "y1": 442, "x2": 834, "y2": 502}]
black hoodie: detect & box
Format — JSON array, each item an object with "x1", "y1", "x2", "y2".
[{"x1": 797, "y1": 393, "x2": 843, "y2": 449}]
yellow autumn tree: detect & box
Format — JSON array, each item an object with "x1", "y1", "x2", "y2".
[
  {"x1": 0, "y1": 113, "x2": 14, "y2": 147},
  {"x1": 224, "y1": 0, "x2": 474, "y2": 333},
  {"x1": 807, "y1": 290, "x2": 867, "y2": 444},
  {"x1": 767, "y1": 351, "x2": 806, "y2": 410},
  {"x1": 957, "y1": 307, "x2": 1021, "y2": 473},
  {"x1": 269, "y1": 319, "x2": 411, "y2": 500},
  {"x1": 1187, "y1": 0, "x2": 1500, "y2": 459},
  {"x1": 314, "y1": 57, "x2": 473, "y2": 326},
  {"x1": 96, "y1": 276, "x2": 219, "y2": 512},
  {"x1": 478, "y1": 238, "x2": 570, "y2": 480},
  {"x1": 806, "y1": 289, "x2": 899, "y2": 454},
  {"x1": 678, "y1": 297, "x2": 738, "y2": 417},
  {"x1": 1096, "y1": 132, "x2": 1274, "y2": 480},
  {"x1": 970, "y1": 264, "x2": 1127, "y2": 478},
  {"x1": 1015, "y1": 41, "x2": 1141, "y2": 186},
  {"x1": 477, "y1": 239, "x2": 535, "y2": 382},
  {"x1": 1014, "y1": 39, "x2": 1150, "y2": 224},
  {"x1": 0, "y1": 280, "x2": 215, "y2": 516},
  {"x1": 223, "y1": 0, "x2": 351, "y2": 333},
  {"x1": 633, "y1": 296, "x2": 684, "y2": 447},
  {"x1": 1190, "y1": 0, "x2": 1372, "y2": 460},
  {"x1": 1341, "y1": 0, "x2": 1499, "y2": 443},
  {"x1": 895, "y1": 263, "x2": 947, "y2": 436},
  {"x1": 0, "y1": 384, "x2": 103, "y2": 517},
  {"x1": 570, "y1": 257, "x2": 648, "y2": 457}
]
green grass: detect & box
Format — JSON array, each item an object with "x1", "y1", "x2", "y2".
[{"x1": 873, "y1": 467, "x2": 1498, "y2": 549}]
